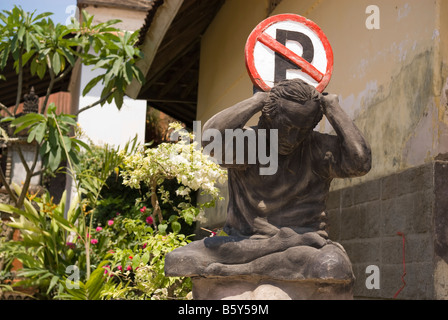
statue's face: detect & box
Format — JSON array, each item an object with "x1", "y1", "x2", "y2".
[{"x1": 272, "y1": 97, "x2": 321, "y2": 155}]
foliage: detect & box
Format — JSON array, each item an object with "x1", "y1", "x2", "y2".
[
  {"x1": 0, "y1": 6, "x2": 223, "y2": 300},
  {"x1": 120, "y1": 122, "x2": 228, "y2": 234},
  {"x1": 56, "y1": 261, "x2": 110, "y2": 300},
  {"x1": 0, "y1": 6, "x2": 144, "y2": 110},
  {"x1": 96, "y1": 217, "x2": 193, "y2": 300},
  {"x1": 0, "y1": 5, "x2": 145, "y2": 210},
  {"x1": 0, "y1": 184, "x2": 83, "y2": 299},
  {"x1": 6, "y1": 103, "x2": 88, "y2": 172}
]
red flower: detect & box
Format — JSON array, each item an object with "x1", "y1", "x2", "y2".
[
  {"x1": 91, "y1": 238, "x2": 98, "y2": 245},
  {"x1": 146, "y1": 216, "x2": 154, "y2": 225},
  {"x1": 66, "y1": 242, "x2": 76, "y2": 249},
  {"x1": 140, "y1": 206, "x2": 147, "y2": 213},
  {"x1": 126, "y1": 265, "x2": 132, "y2": 271},
  {"x1": 103, "y1": 265, "x2": 110, "y2": 274}
]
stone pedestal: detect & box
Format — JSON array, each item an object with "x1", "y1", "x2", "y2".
[
  {"x1": 191, "y1": 276, "x2": 354, "y2": 300},
  {"x1": 165, "y1": 229, "x2": 356, "y2": 300}
]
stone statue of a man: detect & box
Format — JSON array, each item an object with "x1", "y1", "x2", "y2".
[{"x1": 165, "y1": 79, "x2": 371, "y2": 291}]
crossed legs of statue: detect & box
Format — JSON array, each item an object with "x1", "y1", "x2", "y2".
[{"x1": 165, "y1": 227, "x2": 354, "y2": 282}]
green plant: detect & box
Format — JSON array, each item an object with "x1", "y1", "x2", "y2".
[
  {"x1": 56, "y1": 261, "x2": 110, "y2": 300},
  {"x1": 100, "y1": 223, "x2": 193, "y2": 300},
  {"x1": 0, "y1": 184, "x2": 83, "y2": 299},
  {"x1": 120, "y1": 123, "x2": 228, "y2": 234},
  {"x1": 0, "y1": 5, "x2": 144, "y2": 211},
  {"x1": 9, "y1": 103, "x2": 88, "y2": 173},
  {"x1": 71, "y1": 137, "x2": 138, "y2": 280}
]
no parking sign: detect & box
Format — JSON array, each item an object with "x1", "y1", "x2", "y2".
[{"x1": 245, "y1": 14, "x2": 333, "y2": 92}]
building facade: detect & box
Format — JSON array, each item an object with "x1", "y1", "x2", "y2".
[{"x1": 131, "y1": 0, "x2": 448, "y2": 299}]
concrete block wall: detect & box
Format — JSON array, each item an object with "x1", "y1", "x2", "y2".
[{"x1": 327, "y1": 158, "x2": 448, "y2": 299}]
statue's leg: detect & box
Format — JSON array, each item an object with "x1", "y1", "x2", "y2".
[
  {"x1": 203, "y1": 241, "x2": 354, "y2": 281},
  {"x1": 303, "y1": 242, "x2": 355, "y2": 280}
]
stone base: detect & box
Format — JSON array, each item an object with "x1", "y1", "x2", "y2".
[{"x1": 192, "y1": 276, "x2": 354, "y2": 300}]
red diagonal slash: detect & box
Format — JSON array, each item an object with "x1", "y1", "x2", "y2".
[{"x1": 258, "y1": 32, "x2": 324, "y2": 83}]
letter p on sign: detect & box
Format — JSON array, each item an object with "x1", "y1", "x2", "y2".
[{"x1": 245, "y1": 14, "x2": 334, "y2": 92}]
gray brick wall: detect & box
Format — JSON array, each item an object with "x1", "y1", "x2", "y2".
[{"x1": 327, "y1": 160, "x2": 448, "y2": 299}]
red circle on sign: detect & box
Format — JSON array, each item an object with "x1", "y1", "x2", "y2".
[{"x1": 245, "y1": 14, "x2": 333, "y2": 93}]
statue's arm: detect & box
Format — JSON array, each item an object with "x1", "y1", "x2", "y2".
[
  {"x1": 203, "y1": 92, "x2": 267, "y2": 134},
  {"x1": 320, "y1": 94, "x2": 372, "y2": 178},
  {"x1": 202, "y1": 92, "x2": 268, "y2": 166}
]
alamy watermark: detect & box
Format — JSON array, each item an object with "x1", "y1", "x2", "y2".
[
  {"x1": 366, "y1": 5, "x2": 380, "y2": 30},
  {"x1": 65, "y1": 265, "x2": 80, "y2": 289},
  {"x1": 170, "y1": 121, "x2": 279, "y2": 176},
  {"x1": 365, "y1": 265, "x2": 380, "y2": 290}
]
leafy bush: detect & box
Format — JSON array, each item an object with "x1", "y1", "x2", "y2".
[
  {"x1": 0, "y1": 123, "x2": 227, "y2": 299},
  {"x1": 0, "y1": 185, "x2": 83, "y2": 299}
]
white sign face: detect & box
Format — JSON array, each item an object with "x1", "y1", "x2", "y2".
[{"x1": 245, "y1": 14, "x2": 333, "y2": 92}]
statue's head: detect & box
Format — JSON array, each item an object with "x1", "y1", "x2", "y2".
[{"x1": 259, "y1": 78, "x2": 323, "y2": 155}]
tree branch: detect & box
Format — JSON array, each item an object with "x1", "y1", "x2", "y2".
[
  {"x1": 76, "y1": 90, "x2": 115, "y2": 115},
  {"x1": 16, "y1": 143, "x2": 40, "y2": 208},
  {"x1": 54, "y1": 63, "x2": 74, "y2": 85},
  {"x1": 40, "y1": 55, "x2": 55, "y2": 115},
  {"x1": 13, "y1": 52, "x2": 23, "y2": 115},
  {"x1": 16, "y1": 144, "x2": 31, "y2": 174},
  {"x1": 0, "y1": 102, "x2": 13, "y2": 117},
  {"x1": 0, "y1": 168, "x2": 18, "y2": 206}
]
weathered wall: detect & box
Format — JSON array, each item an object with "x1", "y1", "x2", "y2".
[
  {"x1": 327, "y1": 158, "x2": 448, "y2": 299},
  {"x1": 197, "y1": 0, "x2": 268, "y2": 125},
  {"x1": 197, "y1": 0, "x2": 448, "y2": 189}
]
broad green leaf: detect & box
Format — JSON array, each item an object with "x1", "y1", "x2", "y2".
[
  {"x1": 11, "y1": 113, "x2": 45, "y2": 126},
  {"x1": 82, "y1": 74, "x2": 103, "y2": 96},
  {"x1": 171, "y1": 221, "x2": 182, "y2": 234},
  {"x1": 27, "y1": 128, "x2": 36, "y2": 143},
  {"x1": 124, "y1": 62, "x2": 133, "y2": 84},
  {"x1": 21, "y1": 50, "x2": 35, "y2": 67},
  {"x1": 48, "y1": 146, "x2": 62, "y2": 172},
  {"x1": 0, "y1": 45, "x2": 10, "y2": 69},
  {"x1": 91, "y1": 57, "x2": 112, "y2": 71},
  {"x1": 25, "y1": 32, "x2": 33, "y2": 52},
  {"x1": 141, "y1": 251, "x2": 150, "y2": 265},
  {"x1": 48, "y1": 126, "x2": 58, "y2": 146},
  {"x1": 51, "y1": 212, "x2": 77, "y2": 234},
  {"x1": 30, "y1": 58, "x2": 38, "y2": 75},
  {"x1": 17, "y1": 26, "x2": 25, "y2": 42},
  {"x1": 111, "y1": 57, "x2": 123, "y2": 77},
  {"x1": 47, "y1": 275, "x2": 60, "y2": 294},
  {"x1": 60, "y1": 46, "x2": 76, "y2": 66},
  {"x1": 36, "y1": 60, "x2": 46, "y2": 79},
  {"x1": 158, "y1": 224, "x2": 168, "y2": 235},
  {"x1": 33, "y1": 12, "x2": 53, "y2": 22},
  {"x1": 72, "y1": 138, "x2": 91, "y2": 152},
  {"x1": 132, "y1": 254, "x2": 141, "y2": 269},
  {"x1": 52, "y1": 51, "x2": 61, "y2": 74},
  {"x1": 63, "y1": 135, "x2": 72, "y2": 151},
  {"x1": 132, "y1": 65, "x2": 145, "y2": 85},
  {"x1": 124, "y1": 44, "x2": 134, "y2": 59},
  {"x1": 114, "y1": 90, "x2": 123, "y2": 110},
  {"x1": 33, "y1": 122, "x2": 47, "y2": 143}
]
